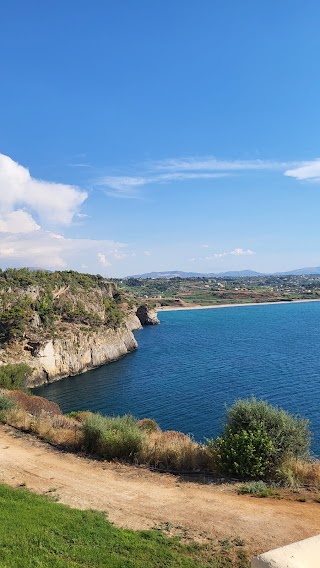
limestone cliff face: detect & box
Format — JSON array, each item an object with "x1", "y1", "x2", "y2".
[
  {"x1": 1, "y1": 313, "x2": 142, "y2": 387},
  {"x1": 136, "y1": 305, "x2": 160, "y2": 325},
  {"x1": 0, "y1": 269, "x2": 161, "y2": 387}
]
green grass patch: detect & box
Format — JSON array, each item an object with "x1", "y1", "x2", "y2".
[
  {"x1": 0, "y1": 484, "x2": 248, "y2": 567},
  {"x1": 237, "y1": 481, "x2": 279, "y2": 498}
]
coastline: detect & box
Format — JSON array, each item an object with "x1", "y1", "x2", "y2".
[{"x1": 158, "y1": 298, "x2": 320, "y2": 312}]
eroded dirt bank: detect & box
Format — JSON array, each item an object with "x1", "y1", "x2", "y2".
[{"x1": 1, "y1": 425, "x2": 320, "y2": 558}]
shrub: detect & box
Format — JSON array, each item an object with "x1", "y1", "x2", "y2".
[
  {"x1": 210, "y1": 398, "x2": 311, "y2": 479},
  {"x1": 139, "y1": 430, "x2": 214, "y2": 472},
  {"x1": 226, "y1": 398, "x2": 310, "y2": 460},
  {"x1": 0, "y1": 363, "x2": 33, "y2": 390},
  {"x1": 136, "y1": 418, "x2": 160, "y2": 434},
  {"x1": 0, "y1": 392, "x2": 15, "y2": 421},
  {"x1": 237, "y1": 481, "x2": 268, "y2": 495},
  {"x1": 82, "y1": 413, "x2": 144, "y2": 461},
  {"x1": 214, "y1": 425, "x2": 275, "y2": 478}
]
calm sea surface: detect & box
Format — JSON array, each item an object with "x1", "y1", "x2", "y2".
[{"x1": 35, "y1": 302, "x2": 320, "y2": 455}]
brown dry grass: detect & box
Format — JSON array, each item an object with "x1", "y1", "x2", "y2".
[
  {"x1": 279, "y1": 457, "x2": 320, "y2": 488},
  {"x1": 139, "y1": 430, "x2": 215, "y2": 472},
  {"x1": 7, "y1": 391, "x2": 61, "y2": 417},
  {"x1": 3, "y1": 405, "x2": 82, "y2": 449}
]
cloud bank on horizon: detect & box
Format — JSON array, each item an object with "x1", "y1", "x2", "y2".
[
  {"x1": 0, "y1": 154, "x2": 128, "y2": 270},
  {"x1": 1, "y1": 153, "x2": 320, "y2": 275}
]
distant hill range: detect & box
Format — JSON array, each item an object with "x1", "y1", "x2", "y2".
[{"x1": 127, "y1": 267, "x2": 320, "y2": 279}]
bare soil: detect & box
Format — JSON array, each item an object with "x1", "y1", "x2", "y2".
[{"x1": 1, "y1": 425, "x2": 320, "y2": 558}]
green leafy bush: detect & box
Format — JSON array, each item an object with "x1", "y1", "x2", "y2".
[
  {"x1": 226, "y1": 398, "x2": 311, "y2": 461},
  {"x1": 215, "y1": 425, "x2": 275, "y2": 478},
  {"x1": 209, "y1": 398, "x2": 311, "y2": 479},
  {"x1": 0, "y1": 392, "x2": 15, "y2": 421},
  {"x1": 82, "y1": 413, "x2": 144, "y2": 461},
  {"x1": 0, "y1": 363, "x2": 32, "y2": 390}
]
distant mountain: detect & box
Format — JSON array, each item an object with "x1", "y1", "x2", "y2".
[
  {"x1": 127, "y1": 271, "x2": 207, "y2": 279},
  {"x1": 127, "y1": 270, "x2": 264, "y2": 279},
  {"x1": 127, "y1": 267, "x2": 320, "y2": 279},
  {"x1": 217, "y1": 270, "x2": 263, "y2": 277},
  {"x1": 276, "y1": 266, "x2": 320, "y2": 276}
]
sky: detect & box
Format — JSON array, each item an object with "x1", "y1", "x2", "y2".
[{"x1": 1, "y1": 1, "x2": 320, "y2": 277}]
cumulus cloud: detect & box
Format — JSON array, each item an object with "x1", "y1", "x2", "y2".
[
  {"x1": 0, "y1": 153, "x2": 87, "y2": 225},
  {"x1": 0, "y1": 210, "x2": 40, "y2": 233},
  {"x1": 98, "y1": 253, "x2": 111, "y2": 267},
  {"x1": 206, "y1": 248, "x2": 255, "y2": 260},
  {"x1": 0, "y1": 154, "x2": 130, "y2": 271},
  {"x1": 0, "y1": 230, "x2": 127, "y2": 270},
  {"x1": 284, "y1": 160, "x2": 320, "y2": 181}
]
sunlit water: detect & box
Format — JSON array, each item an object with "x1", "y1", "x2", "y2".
[{"x1": 35, "y1": 302, "x2": 320, "y2": 455}]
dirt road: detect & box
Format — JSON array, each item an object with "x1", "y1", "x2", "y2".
[{"x1": 1, "y1": 425, "x2": 320, "y2": 557}]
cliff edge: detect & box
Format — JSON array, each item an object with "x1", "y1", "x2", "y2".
[{"x1": 0, "y1": 269, "x2": 158, "y2": 387}]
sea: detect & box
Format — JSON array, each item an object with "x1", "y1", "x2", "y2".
[{"x1": 34, "y1": 301, "x2": 320, "y2": 456}]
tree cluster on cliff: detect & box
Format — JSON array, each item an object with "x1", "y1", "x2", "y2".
[{"x1": 0, "y1": 269, "x2": 131, "y2": 345}]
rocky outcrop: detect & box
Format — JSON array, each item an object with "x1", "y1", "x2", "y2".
[
  {"x1": 1, "y1": 314, "x2": 142, "y2": 388},
  {"x1": 136, "y1": 305, "x2": 160, "y2": 326}
]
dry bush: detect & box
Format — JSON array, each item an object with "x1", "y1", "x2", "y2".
[
  {"x1": 139, "y1": 430, "x2": 215, "y2": 472},
  {"x1": 28, "y1": 412, "x2": 82, "y2": 449},
  {"x1": 137, "y1": 418, "x2": 161, "y2": 434},
  {"x1": 7, "y1": 391, "x2": 61, "y2": 417},
  {"x1": 2, "y1": 407, "x2": 33, "y2": 430},
  {"x1": 70, "y1": 411, "x2": 92, "y2": 423},
  {"x1": 278, "y1": 457, "x2": 320, "y2": 488}
]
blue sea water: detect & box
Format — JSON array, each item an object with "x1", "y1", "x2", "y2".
[{"x1": 35, "y1": 302, "x2": 320, "y2": 455}]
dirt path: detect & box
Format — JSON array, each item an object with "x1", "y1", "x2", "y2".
[{"x1": 1, "y1": 425, "x2": 320, "y2": 558}]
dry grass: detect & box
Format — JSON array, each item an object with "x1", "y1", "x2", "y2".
[
  {"x1": 7, "y1": 391, "x2": 61, "y2": 417},
  {"x1": 278, "y1": 457, "x2": 320, "y2": 488},
  {"x1": 139, "y1": 430, "x2": 215, "y2": 472},
  {"x1": 3, "y1": 403, "x2": 82, "y2": 449}
]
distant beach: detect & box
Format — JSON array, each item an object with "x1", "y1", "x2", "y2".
[{"x1": 158, "y1": 298, "x2": 320, "y2": 312}]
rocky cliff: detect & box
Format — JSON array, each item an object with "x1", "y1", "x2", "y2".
[{"x1": 0, "y1": 269, "x2": 158, "y2": 387}]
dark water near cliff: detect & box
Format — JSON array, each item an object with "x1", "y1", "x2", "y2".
[{"x1": 35, "y1": 302, "x2": 320, "y2": 455}]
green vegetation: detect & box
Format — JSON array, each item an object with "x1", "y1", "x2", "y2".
[
  {"x1": 0, "y1": 363, "x2": 32, "y2": 390},
  {"x1": 208, "y1": 398, "x2": 311, "y2": 479},
  {"x1": 117, "y1": 274, "x2": 320, "y2": 307},
  {"x1": 0, "y1": 268, "x2": 131, "y2": 346},
  {"x1": 0, "y1": 484, "x2": 249, "y2": 568},
  {"x1": 0, "y1": 388, "x2": 316, "y2": 487},
  {"x1": 82, "y1": 414, "x2": 145, "y2": 461},
  {"x1": 0, "y1": 392, "x2": 15, "y2": 420},
  {"x1": 237, "y1": 481, "x2": 279, "y2": 498}
]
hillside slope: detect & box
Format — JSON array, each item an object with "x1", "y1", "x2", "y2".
[{"x1": 0, "y1": 269, "x2": 143, "y2": 386}]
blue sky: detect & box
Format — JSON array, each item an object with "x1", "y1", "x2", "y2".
[{"x1": 1, "y1": 1, "x2": 320, "y2": 276}]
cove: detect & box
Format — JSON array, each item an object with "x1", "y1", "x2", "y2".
[{"x1": 35, "y1": 301, "x2": 320, "y2": 455}]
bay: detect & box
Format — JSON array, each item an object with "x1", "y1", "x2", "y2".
[{"x1": 35, "y1": 302, "x2": 320, "y2": 455}]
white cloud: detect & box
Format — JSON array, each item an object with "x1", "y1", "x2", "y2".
[
  {"x1": 0, "y1": 229, "x2": 127, "y2": 270},
  {"x1": 0, "y1": 154, "x2": 87, "y2": 225},
  {"x1": 201, "y1": 244, "x2": 209, "y2": 248},
  {"x1": 284, "y1": 160, "x2": 320, "y2": 181},
  {"x1": 230, "y1": 248, "x2": 255, "y2": 256},
  {"x1": 0, "y1": 210, "x2": 40, "y2": 233},
  {"x1": 98, "y1": 171, "x2": 227, "y2": 196},
  {"x1": 206, "y1": 248, "x2": 255, "y2": 260},
  {"x1": 96, "y1": 156, "x2": 302, "y2": 198},
  {"x1": 76, "y1": 213, "x2": 90, "y2": 218},
  {"x1": 143, "y1": 250, "x2": 151, "y2": 256},
  {"x1": 152, "y1": 157, "x2": 290, "y2": 172},
  {"x1": 98, "y1": 253, "x2": 111, "y2": 267}
]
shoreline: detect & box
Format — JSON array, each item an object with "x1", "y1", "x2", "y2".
[{"x1": 157, "y1": 298, "x2": 320, "y2": 312}]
